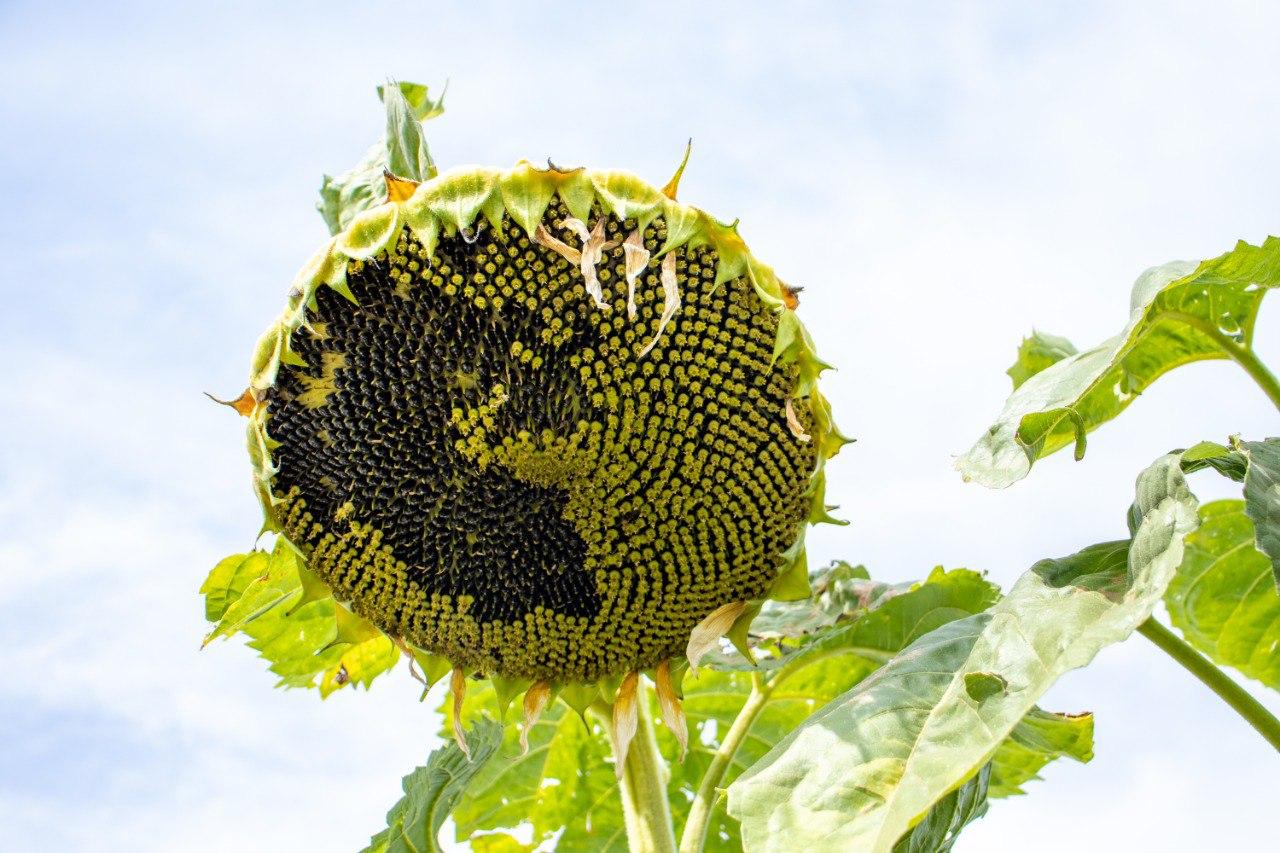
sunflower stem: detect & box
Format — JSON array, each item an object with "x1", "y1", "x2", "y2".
[
  {"x1": 1166, "y1": 311, "x2": 1280, "y2": 411},
  {"x1": 679, "y1": 672, "x2": 772, "y2": 853},
  {"x1": 614, "y1": 681, "x2": 678, "y2": 853},
  {"x1": 1138, "y1": 617, "x2": 1280, "y2": 751}
]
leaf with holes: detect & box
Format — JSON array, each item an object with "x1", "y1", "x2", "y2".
[
  {"x1": 727, "y1": 453, "x2": 1197, "y2": 852},
  {"x1": 659, "y1": 567, "x2": 1089, "y2": 851}
]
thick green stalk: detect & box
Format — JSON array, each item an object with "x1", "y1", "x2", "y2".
[
  {"x1": 679, "y1": 673, "x2": 772, "y2": 853},
  {"x1": 1138, "y1": 618, "x2": 1280, "y2": 751},
  {"x1": 1230, "y1": 344, "x2": 1280, "y2": 410},
  {"x1": 606, "y1": 684, "x2": 678, "y2": 853},
  {"x1": 1168, "y1": 311, "x2": 1280, "y2": 410}
]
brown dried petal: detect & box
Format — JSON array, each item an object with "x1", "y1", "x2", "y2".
[
  {"x1": 622, "y1": 229, "x2": 650, "y2": 319},
  {"x1": 686, "y1": 600, "x2": 747, "y2": 674},
  {"x1": 655, "y1": 659, "x2": 688, "y2": 761},
  {"x1": 520, "y1": 680, "x2": 553, "y2": 756},
  {"x1": 393, "y1": 636, "x2": 428, "y2": 687},
  {"x1": 610, "y1": 671, "x2": 640, "y2": 779},
  {"x1": 451, "y1": 666, "x2": 470, "y2": 759},
  {"x1": 532, "y1": 224, "x2": 582, "y2": 264},
  {"x1": 638, "y1": 252, "x2": 681, "y2": 357},
  {"x1": 785, "y1": 399, "x2": 812, "y2": 443},
  {"x1": 564, "y1": 217, "x2": 611, "y2": 310}
]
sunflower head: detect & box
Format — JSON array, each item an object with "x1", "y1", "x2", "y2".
[{"x1": 211, "y1": 81, "x2": 847, "y2": 750}]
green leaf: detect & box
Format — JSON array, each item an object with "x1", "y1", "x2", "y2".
[
  {"x1": 1007, "y1": 330, "x2": 1078, "y2": 389},
  {"x1": 200, "y1": 541, "x2": 399, "y2": 694},
  {"x1": 957, "y1": 237, "x2": 1280, "y2": 488},
  {"x1": 204, "y1": 539, "x2": 305, "y2": 643},
  {"x1": 377, "y1": 80, "x2": 447, "y2": 123},
  {"x1": 470, "y1": 834, "x2": 529, "y2": 853},
  {"x1": 242, "y1": 597, "x2": 345, "y2": 688},
  {"x1": 748, "y1": 567, "x2": 1000, "y2": 678},
  {"x1": 1239, "y1": 438, "x2": 1280, "y2": 587},
  {"x1": 198, "y1": 551, "x2": 267, "y2": 621},
  {"x1": 661, "y1": 567, "x2": 1082, "y2": 850},
  {"x1": 442, "y1": 683, "x2": 626, "y2": 852},
  {"x1": 988, "y1": 708, "x2": 1094, "y2": 797},
  {"x1": 363, "y1": 718, "x2": 504, "y2": 853},
  {"x1": 726, "y1": 453, "x2": 1198, "y2": 852},
  {"x1": 891, "y1": 764, "x2": 990, "y2": 853},
  {"x1": 1165, "y1": 500, "x2": 1280, "y2": 689},
  {"x1": 438, "y1": 568, "x2": 1032, "y2": 853},
  {"x1": 318, "y1": 606, "x2": 401, "y2": 697},
  {"x1": 379, "y1": 79, "x2": 436, "y2": 184},
  {"x1": 1179, "y1": 440, "x2": 1248, "y2": 482},
  {"x1": 244, "y1": 598, "x2": 399, "y2": 695},
  {"x1": 318, "y1": 80, "x2": 444, "y2": 234},
  {"x1": 1030, "y1": 540, "x2": 1131, "y2": 597},
  {"x1": 964, "y1": 671, "x2": 1008, "y2": 701}
]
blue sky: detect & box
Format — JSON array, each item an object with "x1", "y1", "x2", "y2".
[{"x1": 2, "y1": 1, "x2": 1278, "y2": 850}]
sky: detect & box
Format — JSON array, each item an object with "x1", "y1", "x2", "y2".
[{"x1": 1, "y1": 0, "x2": 1278, "y2": 850}]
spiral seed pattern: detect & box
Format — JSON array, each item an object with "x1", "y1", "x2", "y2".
[{"x1": 267, "y1": 202, "x2": 817, "y2": 681}]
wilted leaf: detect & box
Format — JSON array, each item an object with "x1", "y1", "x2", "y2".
[
  {"x1": 988, "y1": 708, "x2": 1094, "y2": 797},
  {"x1": 726, "y1": 453, "x2": 1198, "y2": 852},
  {"x1": 377, "y1": 80, "x2": 447, "y2": 123},
  {"x1": 1165, "y1": 500, "x2": 1280, "y2": 689},
  {"x1": 363, "y1": 718, "x2": 503, "y2": 853},
  {"x1": 958, "y1": 237, "x2": 1280, "y2": 488},
  {"x1": 745, "y1": 561, "x2": 879, "y2": 640},
  {"x1": 318, "y1": 80, "x2": 444, "y2": 234},
  {"x1": 660, "y1": 568, "x2": 1084, "y2": 851},
  {"x1": 1239, "y1": 438, "x2": 1280, "y2": 587}
]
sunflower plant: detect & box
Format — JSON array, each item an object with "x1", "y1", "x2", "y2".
[{"x1": 202, "y1": 81, "x2": 1280, "y2": 852}]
